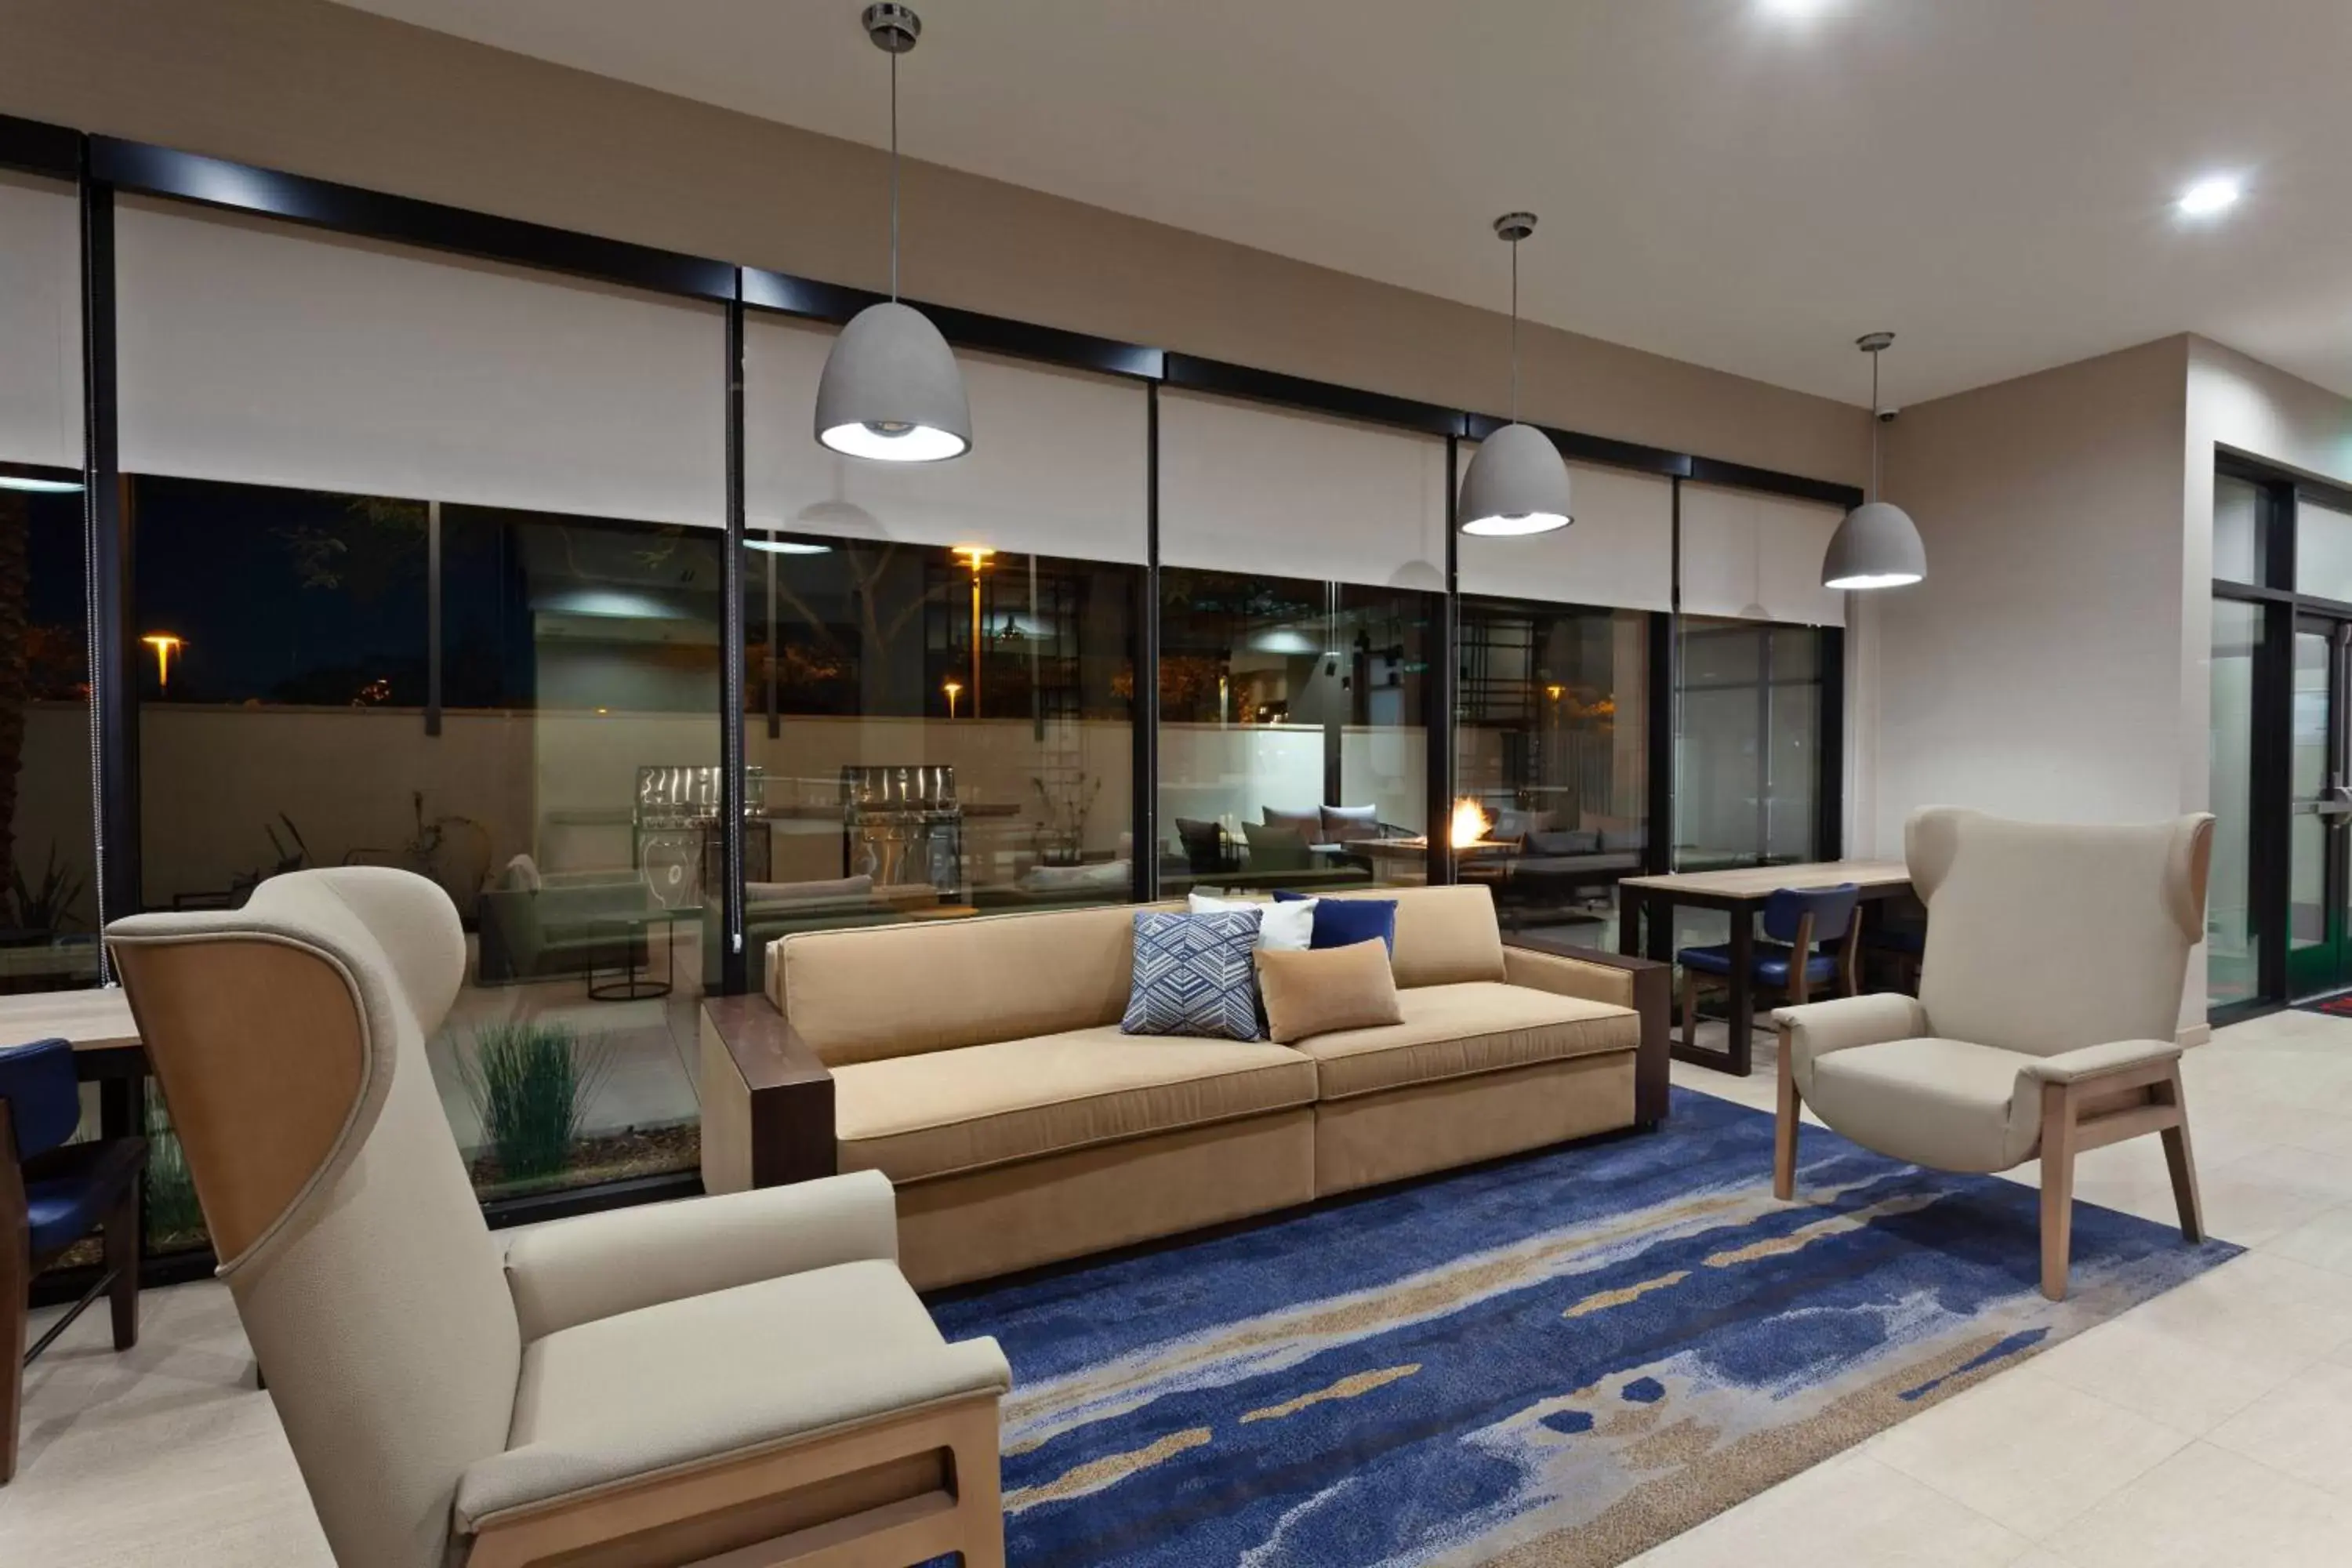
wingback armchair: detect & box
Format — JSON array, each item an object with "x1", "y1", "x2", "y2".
[
  {"x1": 1773, "y1": 808, "x2": 2214, "y2": 1301},
  {"x1": 107, "y1": 868, "x2": 1010, "y2": 1568}
]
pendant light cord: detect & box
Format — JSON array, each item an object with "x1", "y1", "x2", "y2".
[
  {"x1": 889, "y1": 48, "x2": 901, "y2": 302},
  {"x1": 1509, "y1": 238, "x2": 1521, "y2": 422},
  {"x1": 1868, "y1": 345, "x2": 1882, "y2": 503}
]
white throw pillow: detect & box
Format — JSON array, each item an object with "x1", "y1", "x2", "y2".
[{"x1": 1190, "y1": 891, "x2": 1316, "y2": 951}]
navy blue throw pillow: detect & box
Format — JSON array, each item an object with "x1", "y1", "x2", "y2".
[{"x1": 1274, "y1": 892, "x2": 1398, "y2": 955}]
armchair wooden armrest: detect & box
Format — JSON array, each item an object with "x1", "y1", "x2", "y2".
[
  {"x1": 1501, "y1": 938, "x2": 1671, "y2": 1130},
  {"x1": 700, "y1": 997, "x2": 838, "y2": 1194}
]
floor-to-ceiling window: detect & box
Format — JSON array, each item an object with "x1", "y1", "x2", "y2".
[
  {"x1": 114, "y1": 198, "x2": 725, "y2": 1214},
  {"x1": 739, "y1": 318, "x2": 1143, "y2": 981},
  {"x1": 1155, "y1": 392, "x2": 1444, "y2": 892},
  {"x1": 0, "y1": 171, "x2": 96, "y2": 996},
  {"x1": 1452, "y1": 459, "x2": 1670, "y2": 946}
]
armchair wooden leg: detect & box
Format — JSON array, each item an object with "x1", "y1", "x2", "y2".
[
  {"x1": 1773, "y1": 1025, "x2": 1800, "y2": 1203},
  {"x1": 105, "y1": 1171, "x2": 141, "y2": 1352},
  {"x1": 2038, "y1": 1081, "x2": 2080, "y2": 1302},
  {"x1": 2155, "y1": 1065, "x2": 2205, "y2": 1244},
  {"x1": 2, "y1": 1236, "x2": 23, "y2": 1486}
]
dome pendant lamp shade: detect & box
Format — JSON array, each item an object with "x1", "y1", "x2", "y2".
[
  {"x1": 1460, "y1": 212, "x2": 1571, "y2": 537},
  {"x1": 815, "y1": 300, "x2": 971, "y2": 461},
  {"x1": 1460, "y1": 422, "x2": 1573, "y2": 536},
  {"x1": 815, "y1": 4, "x2": 971, "y2": 464},
  {"x1": 1822, "y1": 332, "x2": 1925, "y2": 590},
  {"x1": 1822, "y1": 501, "x2": 1926, "y2": 590}
]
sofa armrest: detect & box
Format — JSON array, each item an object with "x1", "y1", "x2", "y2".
[
  {"x1": 503, "y1": 1171, "x2": 898, "y2": 1342},
  {"x1": 1502, "y1": 939, "x2": 1671, "y2": 1127},
  {"x1": 701, "y1": 997, "x2": 838, "y2": 1192},
  {"x1": 2018, "y1": 1038, "x2": 2181, "y2": 1085}
]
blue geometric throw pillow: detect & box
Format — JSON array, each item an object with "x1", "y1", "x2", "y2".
[{"x1": 1121, "y1": 908, "x2": 1265, "y2": 1040}]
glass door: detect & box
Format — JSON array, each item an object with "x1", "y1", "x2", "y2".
[{"x1": 2288, "y1": 615, "x2": 2352, "y2": 999}]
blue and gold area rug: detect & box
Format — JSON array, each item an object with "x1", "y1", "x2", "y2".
[{"x1": 929, "y1": 1089, "x2": 2239, "y2": 1568}]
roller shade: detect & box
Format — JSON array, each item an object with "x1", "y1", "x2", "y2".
[
  {"x1": 0, "y1": 172, "x2": 83, "y2": 470},
  {"x1": 114, "y1": 198, "x2": 725, "y2": 525},
  {"x1": 1678, "y1": 481, "x2": 1849, "y2": 626},
  {"x1": 745, "y1": 314, "x2": 1147, "y2": 564},
  {"x1": 1158, "y1": 390, "x2": 1446, "y2": 590},
  {"x1": 1456, "y1": 448, "x2": 1672, "y2": 610}
]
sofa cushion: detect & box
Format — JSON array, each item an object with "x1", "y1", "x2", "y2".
[
  {"x1": 777, "y1": 903, "x2": 1143, "y2": 1065},
  {"x1": 1294, "y1": 980, "x2": 1637, "y2": 1101},
  {"x1": 1320, "y1": 804, "x2": 1382, "y2": 843},
  {"x1": 1311, "y1": 885, "x2": 1508, "y2": 989},
  {"x1": 833, "y1": 1027, "x2": 1318, "y2": 1183},
  {"x1": 1255, "y1": 940, "x2": 1403, "y2": 1044},
  {"x1": 1803, "y1": 1037, "x2": 2041, "y2": 1174}
]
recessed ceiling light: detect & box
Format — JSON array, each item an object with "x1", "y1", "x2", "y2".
[
  {"x1": 2177, "y1": 175, "x2": 2243, "y2": 218},
  {"x1": 1761, "y1": 0, "x2": 1837, "y2": 17}
]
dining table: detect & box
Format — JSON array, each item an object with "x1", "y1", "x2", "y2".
[
  {"x1": 0, "y1": 985, "x2": 150, "y2": 1134},
  {"x1": 1617, "y1": 859, "x2": 1914, "y2": 1077}
]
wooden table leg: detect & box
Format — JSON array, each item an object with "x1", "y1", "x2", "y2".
[
  {"x1": 1617, "y1": 885, "x2": 1642, "y2": 956},
  {"x1": 1726, "y1": 914, "x2": 1755, "y2": 1077}
]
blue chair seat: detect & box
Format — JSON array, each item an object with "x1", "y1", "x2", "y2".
[
  {"x1": 27, "y1": 1175, "x2": 114, "y2": 1258},
  {"x1": 1677, "y1": 940, "x2": 1841, "y2": 987},
  {"x1": 20, "y1": 1139, "x2": 147, "y2": 1258}
]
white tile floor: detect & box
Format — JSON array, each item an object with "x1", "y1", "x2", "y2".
[{"x1": 9, "y1": 1009, "x2": 2352, "y2": 1566}]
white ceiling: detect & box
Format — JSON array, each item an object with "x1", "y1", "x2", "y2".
[{"x1": 328, "y1": 0, "x2": 2352, "y2": 407}]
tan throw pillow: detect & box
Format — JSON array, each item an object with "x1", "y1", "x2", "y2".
[{"x1": 1254, "y1": 940, "x2": 1403, "y2": 1044}]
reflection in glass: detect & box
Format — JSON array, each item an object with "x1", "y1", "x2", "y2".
[
  {"x1": 1455, "y1": 597, "x2": 1648, "y2": 949},
  {"x1": 133, "y1": 477, "x2": 716, "y2": 1205},
  {"x1": 2208, "y1": 598, "x2": 2260, "y2": 1007},
  {"x1": 1675, "y1": 618, "x2": 1828, "y2": 873},
  {"x1": 2213, "y1": 476, "x2": 2262, "y2": 586},
  {"x1": 2299, "y1": 500, "x2": 2352, "y2": 603},
  {"x1": 743, "y1": 535, "x2": 1137, "y2": 990},
  {"x1": 1159, "y1": 570, "x2": 1431, "y2": 895},
  {"x1": 0, "y1": 478, "x2": 97, "y2": 994},
  {"x1": 2291, "y1": 628, "x2": 2332, "y2": 962}
]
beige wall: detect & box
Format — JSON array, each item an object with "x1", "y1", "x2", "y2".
[
  {"x1": 1864, "y1": 337, "x2": 2193, "y2": 854},
  {"x1": 0, "y1": 0, "x2": 1867, "y2": 486}
]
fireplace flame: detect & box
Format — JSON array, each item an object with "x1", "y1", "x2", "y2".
[{"x1": 1450, "y1": 797, "x2": 1494, "y2": 850}]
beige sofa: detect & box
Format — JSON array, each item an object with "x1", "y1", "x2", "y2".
[{"x1": 704, "y1": 884, "x2": 1665, "y2": 1289}]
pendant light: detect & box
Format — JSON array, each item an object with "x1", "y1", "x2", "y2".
[
  {"x1": 1820, "y1": 332, "x2": 1926, "y2": 590},
  {"x1": 814, "y1": 4, "x2": 971, "y2": 463},
  {"x1": 1459, "y1": 212, "x2": 1573, "y2": 537}
]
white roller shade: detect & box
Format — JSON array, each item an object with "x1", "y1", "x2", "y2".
[
  {"x1": 1158, "y1": 390, "x2": 1446, "y2": 590},
  {"x1": 1457, "y1": 449, "x2": 1672, "y2": 610},
  {"x1": 1678, "y1": 481, "x2": 1849, "y2": 626},
  {"x1": 745, "y1": 314, "x2": 1146, "y2": 564},
  {"x1": 115, "y1": 199, "x2": 725, "y2": 525},
  {"x1": 0, "y1": 172, "x2": 83, "y2": 470}
]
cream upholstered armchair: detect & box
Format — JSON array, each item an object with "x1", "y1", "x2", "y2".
[
  {"x1": 107, "y1": 868, "x2": 1009, "y2": 1568},
  {"x1": 1773, "y1": 808, "x2": 2214, "y2": 1301}
]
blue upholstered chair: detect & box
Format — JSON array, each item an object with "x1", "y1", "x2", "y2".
[
  {"x1": 1677, "y1": 884, "x2": 1864, "y2": 1051},
  {"x1": 3, "y1": 1036, "x2": 145, "y2": 1483}
]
